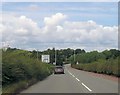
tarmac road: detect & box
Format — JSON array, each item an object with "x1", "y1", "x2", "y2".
[{"x1": 20, "y1": 64, "x2": 118, "y2": 93}]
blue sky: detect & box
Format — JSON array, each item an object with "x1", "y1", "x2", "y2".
[
  {"x1": 2, "y1": 2, "x2": 118, "y2": 26},
  {"x1": 1, "y1": 2, "x2": 118, "y2": 51}
]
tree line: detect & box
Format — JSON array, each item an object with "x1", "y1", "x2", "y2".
[
  {"x1": 29, "y1": 48, "x2": 120, "y2": 67},
  {"x1": 69, "y1": 49, "x2": 120, "y2": 63},
  {"x1": 5, "y1": 47, "x2": 119, "y2": 66},
  {"x1": 28, "y1": 48, "x2": 85, "y2": 65}
]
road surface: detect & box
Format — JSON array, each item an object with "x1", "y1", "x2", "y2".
[{"x1": 21, "y1": 64, "x2": 118, "y2": 93}]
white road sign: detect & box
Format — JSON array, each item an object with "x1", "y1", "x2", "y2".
[{"x1": 41, "y1": 55, "x2": 50, "y2": 63}]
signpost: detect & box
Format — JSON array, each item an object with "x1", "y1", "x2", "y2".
[{"x1": 76, "y1": 61, "x2": 79, "y2": 65}]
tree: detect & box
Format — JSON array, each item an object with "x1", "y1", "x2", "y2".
[
  {"x1": 102, "y1": 50, "x2": 112, "y2": 60},
  {"x1": 75, "y1": 49, "x2": 85, "y2": 54}
]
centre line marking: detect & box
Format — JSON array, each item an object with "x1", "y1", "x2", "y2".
[
  {"x1": 69, "y1": 72, "x2": 72, "y2": 75},
  {"x1": 67, "y1": 70, "x2": 92, "y2": 92},
  {"x1": 75, "y1": 78, "x2": 80, "y2": 81},
  {"x1": 72, "y1": 75, "x2": 75, "y2": 77},
  {"x1": 82, "y1": 83, "x2": 92, "y2": 92}
]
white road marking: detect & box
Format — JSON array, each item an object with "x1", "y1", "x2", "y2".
[
  {"x1": 69, "y1": 72, "x2": 72, "y2": 75},
  {"x1": 75, "y1": 78, "x2": 80, "y2": 81},
  {"x1": 82, "y1": 83, "x2": 92, "y2": 92},
  {"x1": 69, "y1": 72, "x2": 76, "y2": 78},
  {"x1": 72, "y1": 75, "x2": 75, "y2": 77},
  {"x1": 67, "y1": 70, "x2": 92, "y2": 92}
]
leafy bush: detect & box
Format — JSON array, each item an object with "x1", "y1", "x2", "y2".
[{"x1": 2, "y1": 48, "x2": 53, "y2": 93}]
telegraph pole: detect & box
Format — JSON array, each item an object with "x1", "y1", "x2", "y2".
[
  {"x1": 37, "y1": 49, "x2": 38, "y2": 61},
  {"x1": 74, "y1": 49, "x2": 75, "y2": 63},
  {"x1": 55, "y1": 48, "x2": 56, "y2": 65}
]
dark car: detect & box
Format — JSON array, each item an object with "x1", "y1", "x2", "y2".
[{"x1": 54, "y1": 66, "x2": 64, "y2": 74}]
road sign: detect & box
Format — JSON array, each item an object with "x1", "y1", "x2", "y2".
[{"x1": 41, "y1": 55, "x2": 50, "y2": 63}]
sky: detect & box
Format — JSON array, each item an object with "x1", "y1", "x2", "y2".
[{"x1": 1, "y1": 2, "x2": 118, "y2": 51}]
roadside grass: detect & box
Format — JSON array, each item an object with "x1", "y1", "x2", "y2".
[
  {"x1": 2, "y1": 78, "x2": 44, "y2": 95},
  {"x1": 2, "y1": 80, "x2": 28, "y2": 94}
]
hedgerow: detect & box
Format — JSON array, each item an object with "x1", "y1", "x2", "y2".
[
  {"x1": 71, "y1": 57, "x2": 119, "y2": 77},
  {"x1": 2, "y1": 48, "x2": 53, "y2": 94}
]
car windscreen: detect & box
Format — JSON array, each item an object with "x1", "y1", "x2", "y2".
[{"x1": 55, "y1": 67, "x2": 63, "y2": 69}]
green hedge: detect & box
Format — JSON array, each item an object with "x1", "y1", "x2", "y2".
[
  {"x1": 2, "y1": 49, "x2": 53, "y2": 94},
  {"x1": 71, "y1": 58, "x2": 120, "y2": 77}
]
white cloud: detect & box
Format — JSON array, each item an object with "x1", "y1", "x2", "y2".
[
  {"x1": 16, "y1": 28, "x2": 28, "y2": 36},
  {"x1": 1, "y1": 14, "x2": 41, "y2": 48},
  {"x1": 44, "y1": 13, "x2": 66, "y2": 26},
  {"x1": 1, "y1": 13, "x2": 118, "y2": 51}
]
